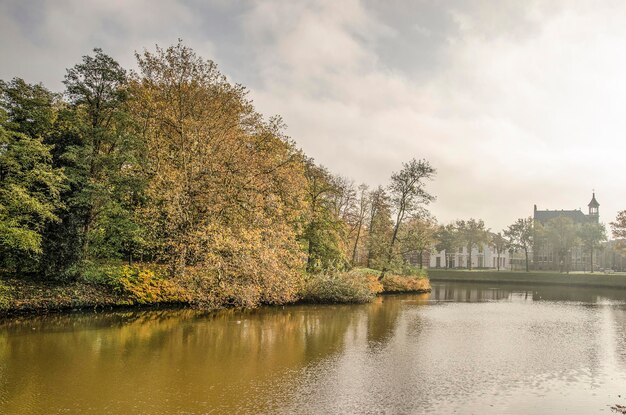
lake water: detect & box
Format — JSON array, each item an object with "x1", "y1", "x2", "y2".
[{"x1": 1, "y1": 282, "x2": 626, "y2": 414}]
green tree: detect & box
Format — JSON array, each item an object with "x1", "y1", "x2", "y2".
[
  {"x1": 435, "y1": 223, "x2": 460, "y2": 269},
  {"x1": 0, "y1": 78, "x2": 58, "y2": 139},
  {"x1": 579, "y1": 222, "x2": 607, "y2": 273},
  {"x1": 490, "y1": 232, "x2": 508, "y2": 271},
  {"x1": 0, "y1": 122, "x2": 65, "y2": 271},
  {"x1": 456, "y1": 218, "x2": 489, "y2": 270},
  {"x1": 302, "y1": 161, "x2": 347, "y2": 272},
  {"x1": 399, "y1": 216, "x2": 437, "y2": 269},
  {"x1": 543, "y1": 216, "x2": 579, "y2": 273},
  {"x1": 504, "y1": 217, "x2": 534, "y2": 272},
  {"x1": 63, "y1": 47, "x2": 136, "y2": 259}
]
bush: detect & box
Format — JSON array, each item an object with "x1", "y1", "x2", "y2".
[
  {"x1": 112, "y1": 266, "x2": 189, "y2": 305},
  {"x1": 300, "y1": 271, "x2": 377, "y2": 304},
  {"x1": 381, "y1": 274, "x2": 431, "y2": 293},
  {"x1": 0, "y1": 279, "x2": 12, "y2": 310}
]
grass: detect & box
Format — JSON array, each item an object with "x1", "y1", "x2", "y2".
[{"x1": 428, "y1": 268, "x2": 626, "y2": 289}]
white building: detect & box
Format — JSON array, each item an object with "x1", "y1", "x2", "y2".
[{"x1": 429, "y1": 244, "x2": 511, "y2": 270}]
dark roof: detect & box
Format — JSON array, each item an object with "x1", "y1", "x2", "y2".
[
  {"x1": 588, "y1": 193, "x2": 599, "y2": 208},
  {"x1": 533, "y1": 209, "x2": 588, "y2": 223}
]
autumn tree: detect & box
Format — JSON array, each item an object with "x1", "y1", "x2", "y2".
[
  {"x1": 382, "y1": 158, "x2": 435, "y2": 277},
  {"x1": 131, "y1": 42, "x2": 308, "y2": 305},
  {"x1": 349, "y1": 184, "x2": 370, "y2": 266},
  {"x1": 365, "y1": 186, "x2": 392, "y2": 269}
]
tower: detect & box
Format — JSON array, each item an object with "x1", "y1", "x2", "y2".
[{"x1": 588, "y1": 192, "x2": 599, "y2": 223}]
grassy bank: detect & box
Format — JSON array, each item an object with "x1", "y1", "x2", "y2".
[
  {"x1": 0, "y1": 266, "x2": 431, "y2": 316},
  {"x1": 428, "y1": 269, "x2": 626, "y2": 289}
]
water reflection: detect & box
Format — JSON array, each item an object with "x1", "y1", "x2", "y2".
[{"x1": 0, "y1": 283, "x2": 625, "y2": 414}]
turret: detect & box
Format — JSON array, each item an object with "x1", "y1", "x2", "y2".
[{"x1": 588, "y1": 192, "x2": 599, "y2": 223}]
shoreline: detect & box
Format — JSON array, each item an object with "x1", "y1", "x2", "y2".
[
  {"x1": 428, "y1": 269, "x2": 626, "y2": 290},
  {"x1": 0, "y1": 275, "x2": 431, "y2": 318}
]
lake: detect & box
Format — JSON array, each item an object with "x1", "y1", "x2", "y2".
[{"x1": 1, "y1": 282, "x2": 626, "y2": 414}]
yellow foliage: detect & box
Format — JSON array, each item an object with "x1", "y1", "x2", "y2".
[
  {"x1": 114, "y1": 266, "x2": 189, "y2": 305},
  {"x1": 381, "y1": 274, "x2": 431, "y2": 293}
]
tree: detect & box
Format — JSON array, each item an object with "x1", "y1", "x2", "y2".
[
  {"x1": 399, "y1": 216, "x2": 437, "y2": 269},
  {"x1": 456, "y1": 218, "x2": 489, "y2": 270},
  {"x1": 63, "y1": 47, "x2": 134, "y2": 259},
  {"x1": 490, "y1": 232, "x2": 507, "y2": 271},
  {"x1": 365, "y1": 186, "x2": 392, "y2": 269},
  {"x1": 504, "y1": 217, "x2": 534, "y2": 272},
  {"x1": 131, "y1": 42, "x2": 308, "y2": 305},
  {"x1": 435, "y1": 223, "x2": 460, "y2": 269},
  {"x1": 350, "y1": 184, "x2": 370, "y2": 266},
  {"x1": 0, "y1": 78, "x2": 58, "y2": 139},
  {"x1": 542, "y1": 217, "x2": 579, "y2": 273},
  {"x1": 302, "y1": 161, "x2": 347, "y2": 272},
  {"x1": 611, "y1": 211, "x2": 626, "y2": 239},
  {"x1": 579, "y1": 222, "x2": 607, "y2": 273},
  {"x1": 382, "y1": 158, "x2": 435, "y2": 278},
  {"x1": 0, "y1": 122, "x2": 65, "y2": 271}
]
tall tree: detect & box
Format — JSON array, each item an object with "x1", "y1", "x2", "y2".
[
  {"x1": 350, "y1": 184, "x2": 370, "y2": 266},
  {"x1": 131, "y1": 42, "x2": 308, "y2": 304},
  {"x1": 382, "y1": 158, "x2": 435, "y2": 278},
  {"x1": 366, "y1": 186, "x2": 392, "y2": 269},
  {"x1": 504, "y1": 217, "x2": 534, "y2": 272},
  {"x1": 302, "y1": 161, "x2": 347, "y2": 272},
  {"x1": 62, "y1": 48, "x2": 139, "y2": 261}
]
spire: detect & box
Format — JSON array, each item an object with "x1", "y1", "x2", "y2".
[{"x1": 588, "y1": 192, "x2": 599, "y2": 208}]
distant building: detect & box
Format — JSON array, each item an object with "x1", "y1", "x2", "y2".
[
  {"x1": 429, "y1": 239, "x2": 511, "y2": 270},
  {"x1": 533, "y1": 193, "x2": 599, "y2": 271}
]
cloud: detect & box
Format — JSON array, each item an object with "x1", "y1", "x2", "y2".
[{"x1": 1, "y1": 0, "x2": 624, "y2": 231}]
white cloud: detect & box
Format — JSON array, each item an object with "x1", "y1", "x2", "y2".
[{"x1": 1, "y1": 0, "x2": 625, "y2": 231}]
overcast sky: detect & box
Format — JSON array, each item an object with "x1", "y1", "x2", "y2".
[{"x1": 1, "y1": 0, "x2": 625, "y2": 231}]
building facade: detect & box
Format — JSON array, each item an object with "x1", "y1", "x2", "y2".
[
  {"x1": 532, "y1": 193, "x2": 599, "y2": 271},
  {"x1": 429, "y1": 242, "x2": 511, "y2": 270}
]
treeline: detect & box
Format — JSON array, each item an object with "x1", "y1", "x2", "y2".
[
  {"x1": 433, "y1": 216, "x2": 607, "y2": 273},
  {"x1": 0, "y1": 42, "x2": 435, "y2": 307}
]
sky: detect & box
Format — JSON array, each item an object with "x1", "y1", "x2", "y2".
[{"x1": 1, "y1": 0, "x2": 625, "y2": 232}]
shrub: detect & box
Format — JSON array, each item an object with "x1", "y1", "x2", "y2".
[
  {"x1": 113, "y1": 266, "x2": 189, "y2": 305},
  {"x1": 0, "y1": 279, "x2": 11, "y2": 310},
  {"x1": 381, "y1": 274, "x2": 431, "y2": 293},
  {"x1": 300, "y1": 271, "x2": 376, "y2": 304}
]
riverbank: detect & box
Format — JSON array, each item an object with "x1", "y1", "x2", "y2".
[
  {"x1": 0, "y1": 267, "x2": 431, "y2": 316},
  {"x1": 428, "y1": 269, "x2": 626, "y2": 289}
]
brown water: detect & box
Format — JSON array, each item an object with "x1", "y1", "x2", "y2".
[{"x1": 1, "y1": 282, "x2": 626, "y2": 414}]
